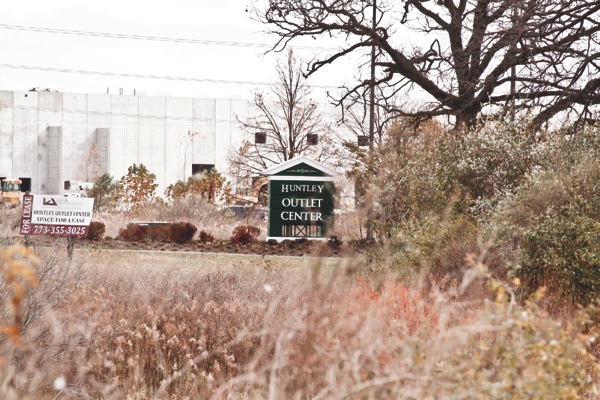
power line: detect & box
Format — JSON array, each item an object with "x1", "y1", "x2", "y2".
[
  {"x1": 0, "y1": 23, "x2": 338, "y2": 51},
  {"x1": 0, "y1": 63, "x2": 340, "y2": 89}
]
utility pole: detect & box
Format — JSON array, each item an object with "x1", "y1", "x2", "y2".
[
  {"x1": 366, "y1": 0, "x2": 377, "y2": 241},
  {"x1": 368, "y1": 0, "x2": 376, "y2": 152},
  {"x1": 510, "y1": 3, "x2": 517, "y2": 122}
]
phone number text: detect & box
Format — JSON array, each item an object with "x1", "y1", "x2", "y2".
[{"x1": 30, "y1": 225, "x2": 88, "y2": 236}]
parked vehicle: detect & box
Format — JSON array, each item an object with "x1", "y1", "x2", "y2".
[
  {"x1": 62, "y1": 179, "x2": 93, "y2": 197},
  {"x1": 1, "y1": 178, "x2": 23, "y2": 207}
]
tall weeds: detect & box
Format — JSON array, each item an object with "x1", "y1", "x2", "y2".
[{"x1": 1, "y1": 247, "x2": 598, "y2": 398}]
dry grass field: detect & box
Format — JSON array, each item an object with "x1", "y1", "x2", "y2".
[{"x1": 1, "y1": 241, "x2": 599, "y2": 399}]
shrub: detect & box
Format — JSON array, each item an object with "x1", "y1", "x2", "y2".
[
  {"x1": 86, "y1": 221, "x2": 106, "y2": 240},
  {"x1": 393, "y1": 216, "x2": 481, "y2": 278},
  {"x1": 295, "y1": 238, "x2": 309, "y2": 245},
  {"x1": 230, "y1": 225, "x2": 260, "y2": 245},
  {"x1": 146, "y1": 224, "x2": 171, "y2": 242},
  {"x1": 494, "y1": 156, "x2": 600, "y2": 308},
  {"x1": 119, "y1": 163, "x2": 158, "y2": 213},
  {"x1": 328, "y1": 236, "x2": 342, "y2": 249},
  {"x1": 281, "y1": 239, "x2": 294, "y2": 248},
  {"x1": 198, "y1": 230, "x2": 215, "y2": 244},
  {"x1": 363, "y1": 118, "x2": 543, "y2": 238},
  {"x1": 165, "y1": 168, "x2": 233, "y2": 205},
  {"x1": 86, "y1": 173, "x2": 121, "y2": 212},
  {"x1": 117, "y1": 224, "x2": 148, "y2": 242},
  {"x1": 169, "y1": 222, "x2": 197, "y2": 244}
]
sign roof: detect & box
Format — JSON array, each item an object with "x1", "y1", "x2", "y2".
[{"x1": 261, "y1": 156, "x2": 339, "y2": 177}]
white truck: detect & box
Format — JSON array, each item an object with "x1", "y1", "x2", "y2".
[{"x1": 62, "y1": 180, "x2": 94, "y2": 197}]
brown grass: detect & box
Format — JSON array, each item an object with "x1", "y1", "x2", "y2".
[
  {"x1": 0, "y1": 208, "x2": 21, "y2": 239},
  {"x1": 1, "y1": 246, "x2": 598, "y2": 399}
]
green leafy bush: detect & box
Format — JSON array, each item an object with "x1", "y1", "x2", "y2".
[
  {"x1": 86, "y1": 173, "x2": 121, "y2": 212},
  {"x1": 367, "y1": 119, "x2": 539, "y2": 238},
  {"x1": 165, "y1": 168, "x2": 232, "y2": 205},
  {"x1": 494, "y1": 156, "x2": 600, "y2": 307},
  {"x1": 230, "y1": 225, "x2": 260, "y2": 245}
]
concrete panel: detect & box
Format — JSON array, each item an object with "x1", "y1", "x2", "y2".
[
  {"x1": 139, "y1": 96, "x2": 165, "y2": 117},
  {"x1": 192, "y1": 98, "x2": 216, "y2": 127},
  {"x1": 191, "y1": 98, "x2": 217, "y2": 176},
  {"x1": 192, "y1": 122, "x2": 216, "y2": 166},
  {"x1": 63, "y1": 92, "x2": 87, "y2": 111},
  {"x1": 96, "y1": 128, "x2": 111, "y2": 174},
  {"x1": 0, "y1": 90, "x2": 14, "y2": 109},
  {"x1": 110, "y1": 94, "x2": 138, "y2": 115},
  {"x1": 47, "y1": 126, "x2": 62, "y2": 195},
  {"x1": 110, "y1": 95, "x2": 139, "y2": 176},
  {"x1": 88, "y1": 95, "x2": 111, "y2": 175},
  {"x1": 38, "y1": 91, "x2": 62, "y2": 112},
  {"x1": 0, "y1": 91, "x2": 14, "y2": 177},
  {"x1": 87, "y1": 94, "x2": 111, "y2": 128},
  {"x1": 38, "y1": 92, "x2": 63, "y2": 193},
  {"x1": 63, "y1": 92, "x2": 87, "y2": 126},
  {"x1": 139, "y1": 96, "x2": 166, "y2": 189},
  {"x1": 139, "y1": 96, "x2": 166, "y2": 192},
  {"x1": 165, "y1": 97, "x2": 193, "y2": 184},
  {"x1": 230, "y1": 99, "x2": 250, "y2": 148},
  {"x1": 214, "y1": 99, "x2": 233, "y2": 174},
  {"x1": 165, "y1": 125, "x2": 188, "y2": 185},
  {"x1": 166, "y1": 97, "x2": 193, "y2": 119},
  {"x1": 59, "y1": 94, "x2": 94, "y2": 184},
  {"x1": 109, "y1": 126, "x2": 128, "y2": 180},
  {"x1": 193, "y1": 98, "x2": 216, "y2": 164},
  {"x1": 61, "y1": 125, "x2": 87, "y2": 182},
  {"x1": 13, "y1": 91, "x2": 39, "y2": 190}
]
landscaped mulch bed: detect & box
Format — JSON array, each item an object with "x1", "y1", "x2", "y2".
[{"x1": 5, "y1": 236, "x2": 351, "y2": 258}]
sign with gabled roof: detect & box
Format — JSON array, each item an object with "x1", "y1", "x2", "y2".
[
  {"x1": 263, "y1": 156, "x2": 337, "y2": 241},
  {"x1": 262, "y1": 156, "x2": 339, "y2": 180}
]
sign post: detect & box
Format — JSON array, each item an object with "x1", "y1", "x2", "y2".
[{"x1": 262, "y1": 157, "x2": 338, "y2": 241}]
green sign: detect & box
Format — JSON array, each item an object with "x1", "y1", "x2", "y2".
[
  {"x1": 263, "y1": 156, "x2": 338, "y2": 240},
  {"x1": 267, "y1": 180, "x2": 335, "y2": 238}
]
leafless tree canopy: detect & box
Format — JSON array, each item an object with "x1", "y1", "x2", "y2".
[
  {"x1": 230, "y1": 49, "x2": 334, "y2": 186},
  {"x1": 252, "y1": 0, "x2": 600, "y2": 129}
]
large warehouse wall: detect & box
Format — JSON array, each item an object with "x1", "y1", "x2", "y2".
[{"x1": 0, "y1": 90, "x2": 250, "y2": 195}]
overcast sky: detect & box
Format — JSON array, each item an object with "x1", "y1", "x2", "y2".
[{"x1": 0, "y1": 0, "x2": 357, "y2": 100}]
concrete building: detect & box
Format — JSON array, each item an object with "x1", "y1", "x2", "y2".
[{"x1": 0, "y1": 90, "x2": 252, "y2": 195}]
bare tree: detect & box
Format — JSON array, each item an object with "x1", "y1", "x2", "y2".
[
  {"x1": 250, "y1": 0, "x2": 600, "y2": 130},
  {"x1": 229, "y1": 49, "x2": 336, "y2": 193}
]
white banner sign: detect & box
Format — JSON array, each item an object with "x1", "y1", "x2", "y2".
[{"x1": 21, "y1": 194, "x2": 94, "y2": 236}]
